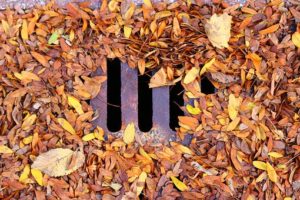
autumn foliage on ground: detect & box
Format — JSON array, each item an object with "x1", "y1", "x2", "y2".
[{"x1": 0, "y1": 0, "x2": 300, "y2": 199}]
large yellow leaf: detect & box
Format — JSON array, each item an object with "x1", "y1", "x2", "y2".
[
  {"x1": 136, "y1": 171, "x2": 147, "y2": 196},
  {"x1": 292, "y1": 32, "x2": 300, "y2": 48},
  {"x1": 19, "y1": 164, "x2": 30, "y2": 184},
  {"x1": 252, "y1": 161, "x2": 267, "y2": 170},
  {"x1": 123, "y1": 123, "x2": 135, "y2": 144},
  {"x1": 31, "y1": 168, "x2": 43, "y2": 186},
  {"x1": 31, "y1": 148, "x2": 85, "y2": 177},
  {"x1": 266, "y1": 162, "x2": 278, "y2": 183},
  {"x1": 183, "y1": 67, "x2": 199, "y2": 84},
  {"x1": 228, "y1": 94, "x2": 242, "y2": 120},
  {"x1": 57, "y1": 118, "x2": 76, "y2": 135},
  {"x1": 170, "y1": 176, "x2": 188, "y2": 191},
  {"x1": 0, "y1": 145, "x2": 14, "y2": 154},
  {"x1": 67, "y1": 95, "x2": 84, "y2": 115},
  {"x1": 21, "y1": 114, "x2": 37, "y2": 131},
  {"x1": 205, "y1": 13, "x2": 232, "y2": 49}
]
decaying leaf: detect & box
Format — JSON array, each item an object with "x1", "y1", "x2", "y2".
[
  {"x1": 67, "y1": 95, "x2": 84, "y2": 115},
  {"x1": 21, "y1": 114, "x2": 37, "y2": 131},
  {"x1": 0, "y1": 145, "x2": 14, "y2": 154},
  {"x1": 292, "y1": 32, "x2": 300, "y2": 48},
  {"x1": 228, "y1": 94, "x2": 242, "y2": 120},
  {"x1": 123, "y1": 122, "x2": 135, "y2": 144},
  {"x1": 136, "y1": 171, "x2": 147, "y2": 196},
  {"x1": 31, "y1": 148, "x2": 85, "y2": 177},
  {"x1": 184, "y1": 67, "x2": 199, "y2": 84},
  {"x1": 200, "y1": 58, "x2": 215, "y2": 76},
  {"x1": 205, "y1": 13, "x2": 232, "y2": 49}
]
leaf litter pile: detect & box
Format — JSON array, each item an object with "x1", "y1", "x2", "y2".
[{"x1": 0, "y1": 0, "x2": 300, "y2": 199}]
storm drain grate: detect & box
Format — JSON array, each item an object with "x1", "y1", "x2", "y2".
[{"x1": 91, "y1": 59, "x2": 215, "y2": 144}]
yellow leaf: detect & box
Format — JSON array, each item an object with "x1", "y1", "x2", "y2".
[
  {"x1": 205, "y1": 13, "x2": 232, "y2": 49},
  {"x1": 173, "y1": 17, "x2": 181, "y2": 36},
  {"x1": 94, "y1": 127, "x2": 104, "y2": 141},
  {"x1": 67, "y1": 95, "x2": 84, "y2": 115},
  {"x1": 226, "y1": 116, "x2": 240, "y2": 131},
  {"x1": 22, "y1": 114, "x2": 37, "y2": 131},
  {"x1": 124, "y1": 3, "x2": 135, "y2": 20},
  {"x1": 228, "y1": 94, "x2": 242, "y2": 120},
  {"x1": 21, "y1": 19, "x2": 28, "y2": 41},
  {"x1": 31, "y1": 168, "x2": 43, "y2": 186},
  {"x1": 82, "y1": 133, "x2": 96, "y2": 141},
  {"x1": 57, "y1": 118, "x2": 76, "y2": 135},
  {"x1": 123, "y1": 123, "x2": 135, "y2": 144},
  {"x1": 31, "y1": 51, "x2": 49, "y2": 67},
  {"x1": 268, "y1": 152, "x2": 283, "y2": 158},
  {"x1": 139, "y1": 148, "x2": 152, "y2": 161},
  {"x1": 170, "y1": 176, "x2": 188, "y2": 191},
  {"x1": 19, "y1": 164, "x2": 30, "y2": 183},
  {"x1": 183, "y1": 67, "x2": 199, "y2": 84},
  {"x1": 284, "y1": 197, "x2": 292, "y2": 200},
  {"x1": 200, "y1": 57, "x2": 215, "y2": 76},
  {"x1": 0, "y1": 145, "x2": 14, "y2": 154},
  {"x1": 292, "y1": 32, "x2": 300, "y2": 48},
  {"x1": 253, "y1": 161, "x2": 267, "y2": 170},
  {"x1": 23, "y1": 136, "x2": 33, "y2": 145},
  {"x1": 124, "y1": 26, "x2": 132, "y2": 39},
  {"x1": 155, "y1": 11, "x2": 172, "y2": 20},
  {"x1": 89, "y1": 20, "x2": 97, "y2": 31},
  {"x1": 171, "y1": 142, "x2": 193, "y2": 155},
  {"x1": 186, "y1": 104, "x2": 201, "y2": 115},
  {"x1": 69, "y1": 29, "x2": 75, "y2": 42},
  {"x1": 1, "y1": 20, "x2": 9, "y2": 34},
  {"x1": 266, "y1": 162, "x2": 278, "y2": 183},
  {"x1": 136, "y1": 172, "x2": 147, "y2": 196},
  {"x1": 14, "y1": 71, "x2": 41, "y2": 82},
  {"x1": 143, "y1": 0, "x2": 152, "y2": 8}
]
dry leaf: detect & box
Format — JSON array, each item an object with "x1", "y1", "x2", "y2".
[
  {"x1": 170, "y1": 176, "x2": 188, "y2": 191},
  {"x1": 19, "y1": 164, "x2": 30, "y2": 184},
  {"x1": 82, "y1": 133, "x2": 96, "y2": 141},
  {"x1": 57, "y1": 118, "x2": 76, "y2": 135},
  {"x1": 200, "y1": 58, "x2": 215, "y2": 76},
  {"x1": 266, "y1": 162, "x2": 278, "y2": 183},
  {"x1": 31, "y1": 168, "x2": 43, "y2": 186},
  {"x1": 67, "y1": 95, "x2": 84, "y2": 115},
  {"x1": 123, "y1": 122, "x2": 135, "y2": 144},
  {"x1": 124, "y1": 25, "x2": 132, "y2": 38},
  {"x1": 186, "y1": 104, "x2": 201, "y2": 115},
  {"x1": 31, "y1": 148, "x2": 85, "y2": 177},
  {"x1": 136, "y1": 171, "x2": 147, "y2": 196},
  {"x1": 21, "y1": 19, "x2": 28, "y2": 41},
  {"x1": 21, "y1": 114, "x2": 37, "y2": 131},
  {"x1": 31, "y1": 52, "x2": 49, "y2": 67},
  {"x1": 268, "y1": 152, "x2": 283, "y2": 158},
  {"x1": 228, "y1": 94, "x2": 242, "y2": 120},
  {"x1": 259, "y1": 24, "x2": 279, "y2": 35},
  {"x1": 205, "y1": 13, "x2": 232, "y2": 49},
  {"x1": 253, "y1": 161, "x2": 267, "y2": 170},
  {"x1": 0, "y1": 145, "x2": 14, "y2": 154},
  {"x1": 184, "y1": 67, "x2": 199, "y2": 84},
  {"x1": 226, "y1": 117, "x2": 240, "y2": 131},
  {"x1": 292, "y1": 32, "x2": 300, "y2": 48}
]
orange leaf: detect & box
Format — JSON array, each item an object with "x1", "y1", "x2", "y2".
[
  {"x1": 259, "y1": 24, "x2": 279, "y2": 35},
  {"x1": 31, "y1": 52, "x2": 49, "y2": 67}
]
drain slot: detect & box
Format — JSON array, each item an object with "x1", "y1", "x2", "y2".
[
  {"x1": 169, "y1": 81, "x2": 184, "y2": 131},
  {"x1": 201, "y1": 77, "x2": 215, "y2": 94},
  {"x1": 138, "y1": 72, "x2": 153, "y2": 132},
  {"x1": 107, "y1": 59, "x2": 122, "y2": 132}
]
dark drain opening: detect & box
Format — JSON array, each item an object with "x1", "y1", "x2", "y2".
[
  {"x1": 201, "y1": 76, "x2": 216, "y2": 94},
  {"x1": 138, "y1": 72, "x2": 153, "y2": 132},
  {"x1": 107, "y1": 59, "x2": 122, "y2": 132},
  {"x1": 169, "y1": 81, "x2": 184, "y2": 131}
]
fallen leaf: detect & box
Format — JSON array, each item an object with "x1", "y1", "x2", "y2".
[
  {"x1": 200, "y1": 58, "x2": 215, "y2": 76},
  {"x1": 124, "y1": 25, "x2": 132, "y2": 38},
  {"x1": 82, "y1": 133, "x2": 96, "y2": 141},
  {"x1": 31, "y1": 52, "x2": 49, "y2": 67},
  {"x1": 268, "y1": 152, "x2": 283, "y2": 158},
  {"x1": 171, "y1": 176, "x2": 188, "y2": 191},
  {"x1": 19, "y1": 164, "x2": 30, "y2": 184},
  {"x1": 184, "y1": 67, "x2": 199, "y2": 84},
  {"x1": 0, "y1": 145, "x2": 14, "y2": 154},
  {"x1": 31, "y1": 148, "x2": 85, "y2": 177},
  {"x1": 123, "y1": 123, "x2": 135, "y2": 144},
  {"x1": 186, "y1": 104, "x2": 201, "y2": 115},
  {"x1": 57, "y1": 118, "x2": 76, "y2": 135},
  {"x1": 31, "y1": 168, "x2": 43, "y2": 186},
  {"x1": 67, "y1": 95, "x2": 84, "y2": 115},
  {"x1": 205, "y1": 13, "x2": 232, "y2": 49},
  {"x1": 253, "y1": 161, "x2": 267, "y2": 170},
  {"x1": 292, "y1": 32, "x2": 300, "y2": 48},
  {"x1": 228, "y1": 94, "x2": 242, "y2": 120},
  {"x1": 48, "y1": 30, "x2": 59, "y2": 45},
  {"x1": 21, "y1": 19, "x2": 28, "y2": 41},
  {"x1": 136, "y1": 171, "x2": 147, "y2": 196},
  {"x1": 226, "y1": 116, "x2": 240, "y2": 131},
  {"x1": 143, "y1": 0, "x2": 152, "y2": 8},
  {"x1": 21, "y1": 114, "x2": 37, "y2": 131},
  {"x1": 266, "y1": 162, "x2": 278, "y2": 183},
  {"x1": 259, "y1": 24, "x2": 279, "y2": 35}
]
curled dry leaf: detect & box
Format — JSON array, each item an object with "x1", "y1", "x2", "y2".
[
  {"x1": 205, "y1": 13, "x2": 232, "y2": 49},
  {"x1": 31, "y1": 148, "x2": 85, "y2": 177}
]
